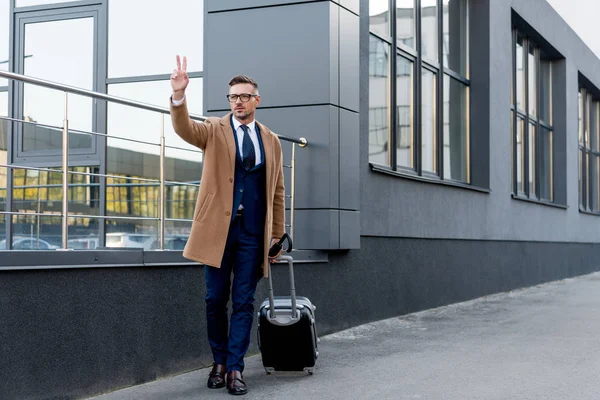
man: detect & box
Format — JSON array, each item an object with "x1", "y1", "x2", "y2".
[{"x1": 169, "y1": 55, "x2": 285, "y2": 396}]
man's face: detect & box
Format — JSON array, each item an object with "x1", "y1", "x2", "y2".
[{"x1": 229, "y1": 83, "x2": 260, "y2": 120}]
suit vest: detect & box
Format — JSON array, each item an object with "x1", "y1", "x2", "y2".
[{"x1": 230, "y1": 116, "x2": 267, "y2": 235}]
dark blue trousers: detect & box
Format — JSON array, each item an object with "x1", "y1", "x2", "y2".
[{"x1": 205, "y1": 214, "x2": 263, "y2": 372}]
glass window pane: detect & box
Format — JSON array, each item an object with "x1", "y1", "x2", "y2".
[
  {"x1": 396, "y1": 0, "x2": 415, "y2": 48},
  {"x1": 586, "y1": 152, "x2": 590, "y2": 210},
  {"x1": 369, "y1": 0, "x2": 390, "y2": 39},
  {"x1": 0, "y1": 0, "x2": 8, "y2": 87},
  {"x1": 396, "y1": 55, "x2": 413, "y2": 169},
  {"x1": 516, "y1": 118, "x2": 524, "y2": 193},
  {"x1": 539, "y1": 58, "x2": 552, "y2": 125},
  {"x1": 105, "y1": 220, "x2": 158, "y2": 251},
  {"x1": 16, "y1": 0, "x2": 72, "y2": 6},
  {"x1": 540, "y1": 128, "x2": 553, "y2": 201},
  {"x1": 528, "y1": 44, "x2": 536, "y2": 117},
  {"x1": 421, "y1": 0, "x2": 438, "y2": 62},
  {"x1": 368, "y1": 35, "x2": 389, "y2": 166},
  {"x1": 591, "y1": 101, "x2": 599, "y2": 152},
  {"x1": 8, "y1": 215, "x2": 60, "y2": 250},
  {"x1": 443, "y1": 75, "x2": 468, "y2": 182},
  {"x1": 528, "y1": 123, "x2": 535, "y2": 197},
  {"x1": 421, "y1": 68, "x2": 436, "y2": 173},
  {"x1": 516, "y1": 36, "x2": 524, "y2": 111},
  {"x1": 590, "y1": 153, "x2": 598, "y2": 211},
  {"x1": 443, "y1": 0, "x2": 468, "y2": 77},
  {"x1": 596, "y1": 154, "x2": 600, "y2": 211},
  {"x1": 107, "y1": 78, "x2": 202, "y2": 159},
  {"x1": 579, "y1": 90, "x2": 584, "y2": 146},
  {"x1": 109, "y1": 0, "x2": 203, "y2": 78},
  {"x1": 586, "y1": 93, "x2": 592, "y2": 148},
  {"x1": 579, "y1": 148, "x2": 584, "y2": 208},
  {"x1": 22, "y1": 18, "x2": 94, "y2": 150}
]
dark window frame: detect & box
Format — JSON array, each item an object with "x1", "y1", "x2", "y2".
[
  {"x1": 578, "y1": 85, "x2": 600, "y2": 214},
  {"x1": 368, "y1": 0, "x2": 471, "y2": 184},
  {"x1": 511, "y1": 28, "x2": 554, "y2": 203}
]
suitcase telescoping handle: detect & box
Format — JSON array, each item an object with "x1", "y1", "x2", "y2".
[{"x1": 267, "y1": 233, "x2": 296, "y2": 319}]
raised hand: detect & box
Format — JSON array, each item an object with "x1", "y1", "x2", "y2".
[{"x1": 171, "y1": 55, "x2": 189, "y2": 100}]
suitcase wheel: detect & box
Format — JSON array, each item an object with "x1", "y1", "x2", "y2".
[
  {"x1": 265, "y1": 367, "x2": 274, "y2": 375},
  {"x1": 304, "y1": 367, "x2": 315, "y2": 375}
]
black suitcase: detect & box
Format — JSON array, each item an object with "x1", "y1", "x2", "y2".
[{"x1": 257, "y1": 254, "x2": 319, "y2": 375}]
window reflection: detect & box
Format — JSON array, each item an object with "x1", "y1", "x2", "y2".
[
  {"x1": 539, "y1": 58, "x2": 552, "y2": 124},
  {"x1": 421, "y1": 0, "x2": 438, "y2": 62},
  {"x1": 10, "y1": 166, "x2": 100, "y2": 249},
  {"x1": 107, "y1": 78, "x2": 203, "y2": 158},
  {"x1": 396, "y1": 0, "x2": 415, "y2": 48},
  {"x1": 22, "y1": 18, "x2": 94, "y2": 151},
  {"x1": 369, "y1": 35, "x2": 389, "y2": 166},
  {"x1": 443, "y1": 0, "x2": 468, "y2": 76},
  {"x1": 516, "y1": 118, "x2": 524, "y2": 193},
  {"x1": 516, "y1": 36, "x2": 524, "y2": 111},
  {"x1": 528, "y1": 44, "x2": 536, "y2": 117},
  {"x1": 369, "y1": 0, "x2": 390, "y2": 39},
  {"x1": 421, "y1": 69, "x2": 436, "y2": 173},
  {"x1": 397, "y1": 55, "x2": 413, "y2": 169},
  {"x1": 108, "y1": 0, "x2": 203, "y2": 78},
  {"x1": 443, "y1": 75, "x2": 468, "y2": 182}
]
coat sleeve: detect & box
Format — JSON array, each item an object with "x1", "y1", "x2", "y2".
[
  {"x1": 271, "y1": 138, "x2": 286, "y2": 239},
  {"x1": 170, "y1": 97, "x2": 211, "y2": 151}
]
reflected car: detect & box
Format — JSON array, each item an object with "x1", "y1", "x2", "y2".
[
  {"x1": 0, "y1": 236, "x2": 58, "y2": 250},
  {"x1": 105, "y1": 232, "x2": 155, "y2": 250},
  {"x1": 67, "y1": 237, "x2": 100, "y2": 250}
]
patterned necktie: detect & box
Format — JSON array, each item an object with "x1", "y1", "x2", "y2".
[{"x1": 241, "y1": 124, "x2": 256, "y2": 170}]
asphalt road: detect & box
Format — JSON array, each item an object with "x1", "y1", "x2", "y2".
[{"x1": 90, "y1": 271, "x2": 600, "y2": 400}]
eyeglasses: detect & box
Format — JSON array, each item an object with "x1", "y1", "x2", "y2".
[{"x1": 226, "y1": 93, "x2": 259, "y2": 103}]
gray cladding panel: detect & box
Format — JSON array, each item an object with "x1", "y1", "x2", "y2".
[
  {"x1": 204, "y1": 2, "x2": 334, "y2": 111},
  {"x1": 339, "y1": 210, "x2": 360, "y2": 248},
  {"x1": 339, "y1": 108, "x2": 359, "y2": 210},
  {"x1": 293, "y1": 209, "x2": 339, "y2": 249},
  {"x1": 339, "y1": 7, "x2": 360, "y2": 112}
]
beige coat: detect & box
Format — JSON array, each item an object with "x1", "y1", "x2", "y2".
[{"x1": 170, "y1": 99, "x2": 285, "y2": 277}]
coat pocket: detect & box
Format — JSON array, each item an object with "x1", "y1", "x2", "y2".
[{"x1": 194, "y1": 192, "x2": 214, "y2": 221}]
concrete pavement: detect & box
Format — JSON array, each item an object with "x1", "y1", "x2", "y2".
[{"x1": 89, "y1": 271, "x2": 600, "y2": 400}]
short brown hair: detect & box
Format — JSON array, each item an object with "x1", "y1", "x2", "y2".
[{"x1": 229, "y1": 75, "x2": 259, "y2": 93}]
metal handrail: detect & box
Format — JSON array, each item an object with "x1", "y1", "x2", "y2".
[
  {"x1": 0, "y1": 70, "x2": 308, "y2": 250},
  {"x1": 0, "y1": 70, "x2": 308, "y2": 146}
]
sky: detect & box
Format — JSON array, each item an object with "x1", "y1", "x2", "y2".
[{"x1": 545, "y1": 0, "x2": 600, "y2": 59}]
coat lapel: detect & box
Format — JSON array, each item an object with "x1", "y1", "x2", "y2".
[
  {"x1": 220, "y1": 114, "x2": 237, "y2": 172},
  {"x1": 256, "y1": 120, "x2": 274, "y2": 185}
]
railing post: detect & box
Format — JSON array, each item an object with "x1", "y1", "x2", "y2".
[
  {"x1": 62, "y1": 92, "x2": 69, "y2": 249},
  {"x1": 290, "y1": 142, "x2": 296, "y2": 246},
  {"x1": 159, "y1": 113, "x2": 166, "y2": 250},
  {"x1": 288, "y1": 137, "x2": 306, "y2": 248}
]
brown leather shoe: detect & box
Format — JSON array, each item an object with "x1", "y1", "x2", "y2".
[
  {"x1": 226, "y1": 370, "x2": 248, "y2": 395},
  {"x1": 207, "y1": 363, "x2": 226, "y2": 389}
]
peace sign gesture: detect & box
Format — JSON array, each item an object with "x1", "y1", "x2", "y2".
[{"x1": 171, "y1": 55, "x2": 189, "y2": 98}]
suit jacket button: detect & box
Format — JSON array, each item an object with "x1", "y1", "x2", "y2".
[{"x1": 225, "y1": 211, "x2": 231, "y2": 216}]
